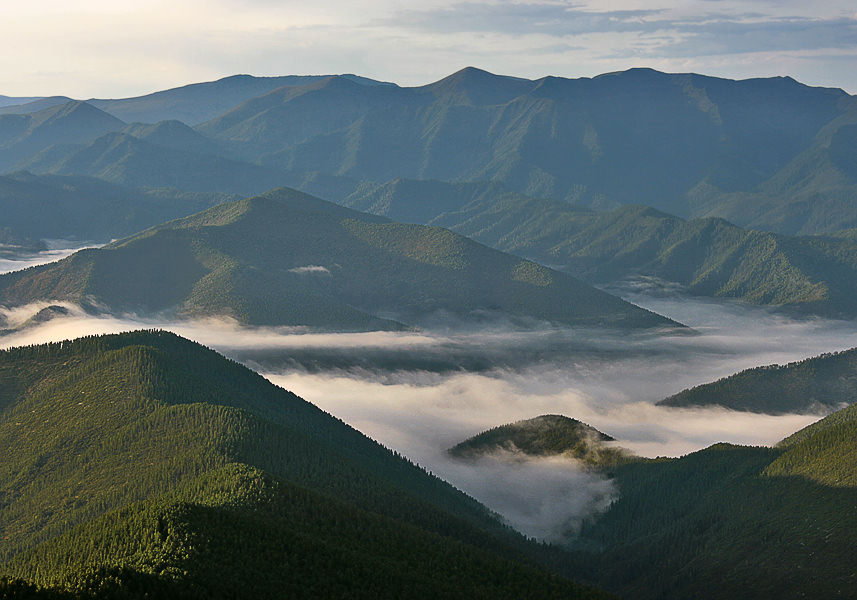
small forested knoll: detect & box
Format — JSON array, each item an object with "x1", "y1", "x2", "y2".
[
  {"x1": 0, "y1": 330, "x2": 610, "y2": 599},
  {"x1": 196, "y1": 67, "x2": 851, "y2": 222},
  {"x1": 568, "y1": 404, "x2": 857, "y2": 599},
  {"x1": 0, "y1": 187, "x2": 676, "y2": 332},
  {"x1": 658, "y1": 347, "x2": 857, "y2": 414},
  {"x1": 449, "y1": 414, "x2": 631, "y2": 468}
]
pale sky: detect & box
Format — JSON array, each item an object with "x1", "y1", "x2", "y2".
[{"x1": 2, "y1": 0, "x2": 856, "y2": 98}]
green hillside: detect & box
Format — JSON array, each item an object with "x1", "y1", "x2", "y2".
[
  {"x1": 0, "y1": 187, "x2": 676, "y2": 331},
  {"x1": 0, "y1": 330, "x2": 608, "y2": 599},
  {"x1": 442, "y1": 404, "x2": 857, "y2": 598},
  {"x1": 20, "y1": 131, "x2": 289, "y2": 197},
  {"x1": 449, "y1": 414, "x2": 631, "y2": 468},
  {"x1": 684, "y1": 106, "x2": 857, "y2": 235},
  {"x1": 658, "y1": 347, "x2": 857, "y2": 414}
]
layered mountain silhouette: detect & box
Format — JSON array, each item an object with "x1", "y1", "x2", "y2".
[
  {"x1": 0, "y1": 172, "x2": 233, "y2": 242},
  {"x1": 0, "y1": 188, "x2": 676, "y2": 331}
]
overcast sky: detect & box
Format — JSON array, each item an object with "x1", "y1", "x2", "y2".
[{"x1": 3, "y1": 0, "x2": 856, "y2": 98}]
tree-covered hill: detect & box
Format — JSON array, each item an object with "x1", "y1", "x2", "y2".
[
  {"x1": 0, "y1": 330, "x2": 609, "y2": 599},
  {"x1": 658, "y1": 347, "x2": 857, "y2": 414},
  {"x1": 448, "y1": 414, "x2": 631, "y2": 468},
  {"x1": 442, "y1": 403, "x2": 857, "y2": 598},
  {"x1": 0, "y1": 187, "x2": 676, "y2": 331},
  {"x1": 0, "y1": 102, "x2": 125, "y2": 172}
]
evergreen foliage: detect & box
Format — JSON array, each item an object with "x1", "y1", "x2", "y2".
[
  {"x1": 449, "y1": 415, "x2": 631, "y2": 467},
  {"x1": 659, "y1": 346, "x2": 857, "y2": 413},
  {"x1": 0, "y1": 331, "x2": 609, "y2": 599}
]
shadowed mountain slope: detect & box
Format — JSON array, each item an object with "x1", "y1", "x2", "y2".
[
  {"x1": 658, "y1": 347, "x2": 857, "y2": 414},
  {"x1": 197, "y1": 68, "x2": 851, "y2": 218},
  {"x1": 0, "y1": 172, "x2": 232, "y2": 243},
  {"x1": 0, "y1": 101, "x2": 125, "y2": 172}
]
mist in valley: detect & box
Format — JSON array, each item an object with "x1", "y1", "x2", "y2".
[{"x1": 1, "y1": 288, "x2": 851, "y2": 540}]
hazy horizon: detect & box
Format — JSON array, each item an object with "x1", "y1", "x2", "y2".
[{"x1": 2, "y1": 1, "x2": 856, "y2": 98}]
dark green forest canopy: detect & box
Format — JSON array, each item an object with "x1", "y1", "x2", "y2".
[
  {"x1": 658, "y1": 346, "x2": 857, "y2": 413},
  {"x1": 0, "y1": 330, "x2": 610, "y2": 599}
]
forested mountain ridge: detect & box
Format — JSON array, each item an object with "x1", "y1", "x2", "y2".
[
  {"x1": 0, "y1": 187, "x2": 677, "y2": 331},
  {"x1": 658, "y1": 346, "x2": 857, "y2": 414},
  {"x1": 0, "y1": 330, "x2": 610, "y2": 599}
]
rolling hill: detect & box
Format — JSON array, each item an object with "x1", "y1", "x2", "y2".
[
  {"x1": 658, "y1": 347, "x2": 857, "y2": 414},
  {"x1": 19, "y1": 130, "x2": 289, "y2": 196},
  {"x1": 0, "y1": 330, "x2": 609, "y2": 599},
  {"x1": 0, "y1": 101, "x2": 125, "y2": 172},
  {"x1": 0, "y1": 187, "x2": 677, "y2": 331}
]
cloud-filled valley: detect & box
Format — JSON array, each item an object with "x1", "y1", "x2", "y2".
[{"x1": 1, "y1": 277, "x2": 849, "y2": 539}]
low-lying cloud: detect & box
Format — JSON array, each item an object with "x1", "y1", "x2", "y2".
[{"x1": 288, "y1": 265, "x2": 331, "y2": 275}]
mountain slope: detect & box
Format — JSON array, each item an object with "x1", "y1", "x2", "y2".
[
  {"x1": 687, "y1": 106, "x2": 857, "y2": 234},
  {"x1": 20, "y1": 131, "x2": 288, "y2": 196},
  {"x1": 0, "y1": 330, "x2": 607, "y2": 599},
  {"x1": 658, "y1": 347, "x2": 857, "y2": 414},
  {"x1": 0, "y1": 187, "x2": 676, "y2": 331},
  {"x1": 568, "y1": 439, "x2": 857, "y2": 599}
]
